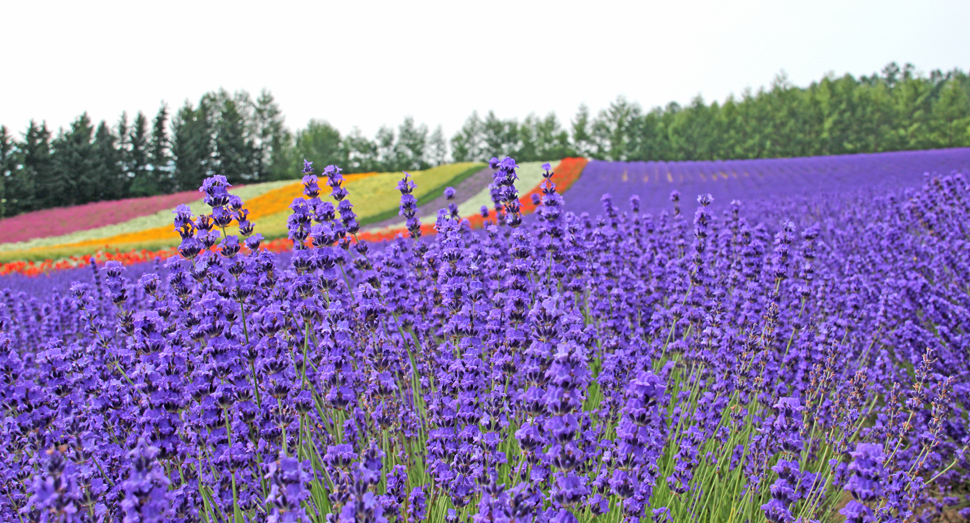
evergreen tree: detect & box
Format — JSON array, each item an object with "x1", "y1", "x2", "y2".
[
  {"x1": 374, "y1": 126, "x2": 396, "y2": 171},
  {"x1": 214, "y1": 95, "x2": 254, "y2": 184},
  {"x1": 291, "y1": 120, "x2": 345, "y2": 177},
  {"x1": 127, "y1": 112, "x2": 153, "y2": 196},
  {"x1": 394, "y1": 116, "x2": 429, "y2": 171},
  {"x1": 116, "y1": 111, "x2": 130, "y2": 175},
  {"x1": 534, "y1": 112, "x2": 574, "y2": 160},
  {"x1": 427, "y1": 125, "x2": 448, "y2": 166},
  {"x1": 928, "y1": 77, "x2": 970, "y2": 147},
  {"x1": 343, "y1": 129, "x2": 378, "y2": 173},
  {"x1": 172, "y1": 100, "x2": 212, "y2": 192},
  {"x1": 7, "y1": 121, "x2": 50, "y2": 215},
  {"x1": 667, "y1": 95, "x2": 716, "y2": 161},
  {"x1": 450, "y1": 111, "x2": 483, "y2": 162},
  {"x1": 116, "y1": 111, "x2": 134, "y2": 194},
  {"x1": 591, "y1": 96, "x2": 640, "y2": 161},
  {"x1": 517, "y1": 114, "x2": 541, "y2": 162},
  {"x1": 49, "y1": 113, "x2": 99, "y2": 206},
  {"x1": 571, "y1": 104, "x2": 595, "y2": 158},
  {"x1": 730, "y1": 89, "x2": 772, "y2": 159},
  {"x1": 253, "y1": 89, "x2": 292, "y2": 180},
  {"x1": 91, "y1": 121, "x2": 126, "y2": 200},
  {"x1": 0, "y1": 126, "x2": 12, "y2": 217},
  {"x1": 517, "y1": 113, "x2": 574, "y2": 161},
  {"x1": 150, "y1": 103, "x2": 172, "y2": 194},
  {"x1": 482, "y1": 111, "x2": 518, "y2": 160},
  {"x1": 1, "y1": 61, "x2": 967, "y2": 213},
  {"x1": 625, "y1": 109, "x2": 668, "y2": 162}
]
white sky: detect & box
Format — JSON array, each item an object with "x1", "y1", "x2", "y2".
[{"x1": 2, "y1": 0, "x2": 967, "y2": 140}]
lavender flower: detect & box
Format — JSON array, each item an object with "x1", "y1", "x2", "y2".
[{"x1": 1, "y1": 159, "x2": 967, "y2": 523}]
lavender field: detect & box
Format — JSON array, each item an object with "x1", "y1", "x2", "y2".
[
  {"x1": 1, "y1": 154, "x2": 969, "y2": 522},
  {"x1": 570, "y1": 148, "x2": 970, "y2": 214}
]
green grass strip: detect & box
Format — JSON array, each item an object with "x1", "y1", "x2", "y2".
[
  {"x1": 378, "y1": 162, "x2": 487, "y2": 224},
  {"x1": 252, "y1": 162, "x2": 486, "y2": 241}
]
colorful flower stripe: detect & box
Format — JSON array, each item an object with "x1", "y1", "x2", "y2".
[
  {"x1": 358, "y1": 159, "x2": 588, "y2": 242},
  {"x1": 251, "y1": 163, "x2": 485, "y2": 240},
  {"x1": 460, "y1": 158, "x2": 589, "y2": 230},
  {"x1": 173, "y1": 171, "x2": 383, "y2": 242},
  {"x1": 237, "y1": 172, "x2": 378, "y2": 221},
  {"x1": 0, "y1": 237, "x2": 300, "y2": 276},
  {"x1": 0, "y1": 161, "x2": 587, "y2": 274},
  {"x1": 0, "y1": 237, "x2": 189, "y2": 264},
  {"x1": 0, "y1": 173, "x2": 380, "y2": 263},
  {"x1": 365, "y1": 161, "x2": 556, "y2": 236},
  {"x1": 0, "y1": 180, "x2": 295, "y2": 253},
  {"x1": 0, "y1": 247, "x2": 181, "y2": 277},
  {"x1": 518, "y1": 157, "x2": 587, "y2": 215},
  {"x1": 0, "y1": 166, "x2": 474, "y2": 262},
  {"x1": 0, "y1": 190, "x2": 206, "y2": 244}
]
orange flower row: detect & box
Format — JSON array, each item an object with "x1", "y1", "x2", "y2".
[{"x1": 0, "y1": 247, "x2": 181, "y2": 277}]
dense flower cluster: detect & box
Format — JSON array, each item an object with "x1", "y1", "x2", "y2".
[{"x1": 0, "y1": 156, "x2": 968, "y2": 522}]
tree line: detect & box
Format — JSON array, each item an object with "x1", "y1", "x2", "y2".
[
  {"x1": 450, "y1": 62, "x2": 970, "y2": 163},
  {"x1": 0, "y1": 89, "x2": 293, "y2": 217},
  {"x1": 1, "y1": 62, "x2": 968, "y2": 218}
]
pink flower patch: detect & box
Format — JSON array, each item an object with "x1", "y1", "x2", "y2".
[{"x1": 0, "y1": 191, "x2": 205, "y2": 244}]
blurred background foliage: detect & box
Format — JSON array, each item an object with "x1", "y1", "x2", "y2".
[{"x1": 0, "y1": 62, "x2": 967, "y2": 217}]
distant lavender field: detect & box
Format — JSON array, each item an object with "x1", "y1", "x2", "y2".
[
  {"x1": 4, "y1": 149, "x2": 969, "y2": 293},
  {"x1": 565, "y1": 148, "x2": 970, "y2": 215}
]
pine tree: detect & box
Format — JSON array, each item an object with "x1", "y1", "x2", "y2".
[
  {"x1": 482, "y1": 111, "x2": 518, "y2": 160},
  {"x1": 374, "y1": 126, "x2": 396, "y2": 171},
  {"x1": 625, "y1": 109, "x2": 668, "y2": 161},
  {"x1": 450, "y1": 111, "x2": 483, "y2": 162},
  {"x1": 7, "y1": 121, "x2": 50, "y2": 215},
  {"x1": 253, "y1": 89, "x2": 292, "y2": 180},
  {"x1": 0, "y1": 126, "x2": 12, "y2": 217},
  {"x1": 534, "y1": 113, "x2": 574, "y2": 160},
  {"x1": 517, "y1": 114, "x2": 540, "y2": 162},
  {"x1": 292, "y1": 120, "x2": 345, "y2": 177},
  {"x1": 427, "y1": 125, "x2": 448, "y2": 166},
  {"x1": 591, "y1": 96, "x2": 641, "y2": 161},
  {"x1": 127, "y1": 112, "x2": 153, "y2": 196},
  {"x1": 929, "y1": 78, "x2": 970, "y2": 147},
  {"x1": 46, "y1": 127, "x2": 68, "y2": 207},
  {"x1": 49, "y1": 113, "x2": 97, "y2": 206},
  {"x1": 214, "y1": 96, "x2": 254, "y2": 184},
  {"x1": 91, "y1": 121, "x2": 126, "y2": 200},
  {"x1": 150, "y1": 103, "x2": 172, "y2": 194},
  {"x1": 342, "y1": 128, "x2": 377, "y2": 173},
  {"x1": 172, "y1": 100, "x2": 213, "y2": 192},
  {"x1": 115, "y1": 112, "x2": 132, "y2": 193},
  {"x1": 571, "y1": 104, "x2": 595, "y2": 158},
  {"x1": 667, "y1": 95, "x2": 716, "y2": 161},
  {"x1": 394, "y1": 116, "x2": 429, "y2": 171},
  {"x1": 116, "y1": 111, "x2": 130, "y2": 162}
]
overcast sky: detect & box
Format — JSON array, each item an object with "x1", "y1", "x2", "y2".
[{"x1": 2, "y1": 0, "x2": 967, "y2": 140}]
